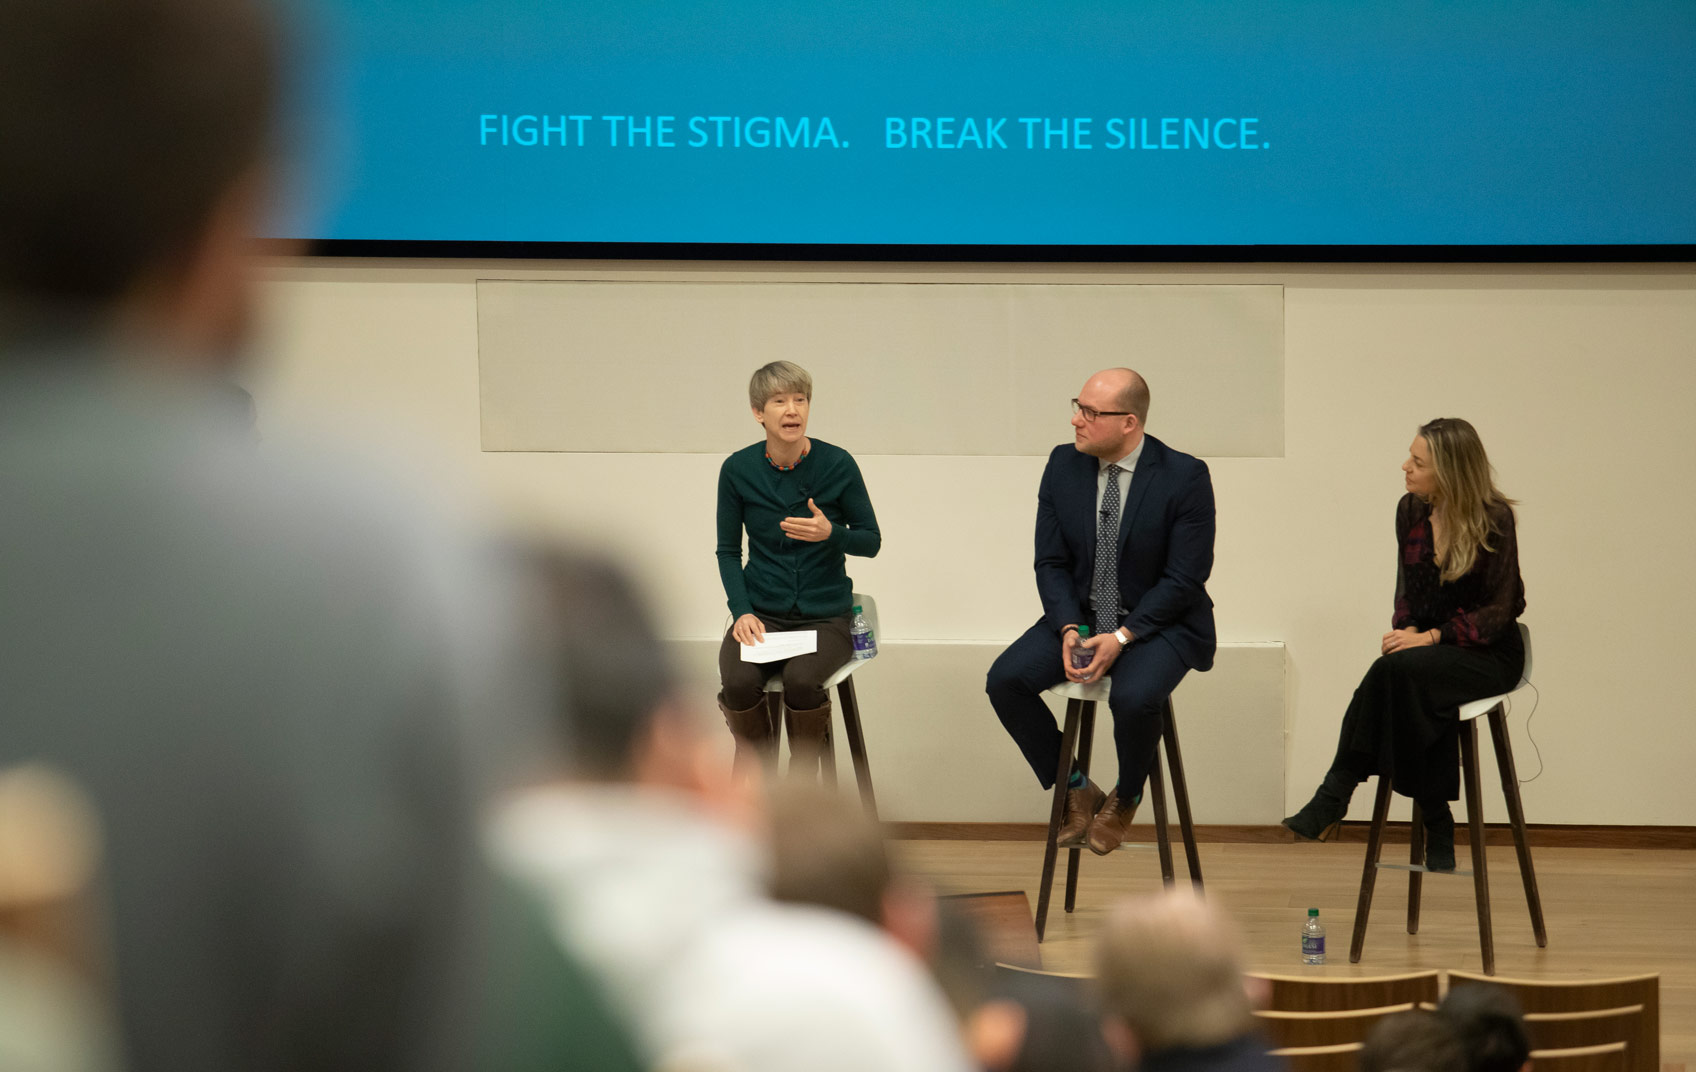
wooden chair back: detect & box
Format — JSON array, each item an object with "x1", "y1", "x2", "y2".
[
  {"x1": 941, "y1": 891, "x2": 1040, "y2": 970},
  {"x1": 1446, "y1": 971, "x2": 1657, "y2": 1072},
  {"x1": 1249, "y1": 970, "x2": 1441, "y2": 1012},
  {"x1": 992, "y1": 961, "x2": 1095, "y2": 1005},
  {"x1": 1269, "y1": 1042, "x2": 1363, "y2": 1072},
  {"x1": 1254, "y1": 1003, "x2": 1413, "y2": 1048},
  {"x1": 1524, "y1": 1005, "x2": 1644, "y2": 1055},
  {"x1": 1528, "y1": 1043, "x2": 1630, "y2": 1072}
]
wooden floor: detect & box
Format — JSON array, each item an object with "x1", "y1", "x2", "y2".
[{"x1": 892, "y1": 838, "x2": 1695, "y2": 1068}]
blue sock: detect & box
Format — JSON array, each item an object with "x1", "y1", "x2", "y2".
[
  {"x1": 1067, "y1": 770, "x2": 1086, "y2": 789},
  {"x1": 1116, "y1": 783, "x2": 1143, "y2": 806}
]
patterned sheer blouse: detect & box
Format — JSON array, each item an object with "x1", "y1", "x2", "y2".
[{"x1": 1392, "y1": 493, "x2": 1526, "y2": 647}]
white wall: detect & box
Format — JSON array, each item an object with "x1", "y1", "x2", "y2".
[
  {"x1": 253, "y1": 259, "x2": 1696, "y2": 826},
  {"x1": 474, "y1": 280, "x2": 1285, "y2": 456}
]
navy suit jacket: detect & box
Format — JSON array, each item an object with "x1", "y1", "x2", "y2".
[{"x1": 1033, "y1": 433, "x2": 1217, "y2": 672}]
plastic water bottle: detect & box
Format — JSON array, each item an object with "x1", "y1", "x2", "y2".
[
  {"x1": 850, "y1": 605, "x2": 877, "y2": 661},
  {"x1": 1302, "y1": 908, "x2": 1326, "y2": 965},
  {"x1": 1071, "y1": 625, "x2": 1093, "y2": 670}
]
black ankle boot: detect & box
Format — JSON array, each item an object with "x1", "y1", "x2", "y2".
[
  {"x1": 1282, "y1": 767, "x2": 1362, "y2": 842},
  {"x1": 1421, "y1": 800, "x2": 1456, "y2": 872}
]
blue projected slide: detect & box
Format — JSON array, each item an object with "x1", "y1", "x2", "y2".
[{"x1": 277, "y1": 1, "x2": 1696, "y2": 248}]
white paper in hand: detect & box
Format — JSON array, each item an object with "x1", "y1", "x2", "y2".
[{"x1": 740, "y1": 630, "x2": 819, "y2": 664}]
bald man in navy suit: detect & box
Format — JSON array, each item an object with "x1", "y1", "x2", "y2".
[{"x1": 987, "y1": 369, "x2": 1216, "y2": 854}]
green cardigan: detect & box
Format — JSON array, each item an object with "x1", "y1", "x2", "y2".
[{"x1": 716, "y1": 438, "x2": 881, "y2": 620}]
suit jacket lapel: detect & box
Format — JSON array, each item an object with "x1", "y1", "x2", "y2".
[{"x1": 1117, "y1": 435, "x2": 1162, "y2": 555}]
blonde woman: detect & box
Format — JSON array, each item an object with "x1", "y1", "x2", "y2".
[
  {"x1": 1284, "y1": 419, "x2": 1525, "y2": 870},
  {"x1": 716, "y1": 361, "x2": 881, "y2": 781}
]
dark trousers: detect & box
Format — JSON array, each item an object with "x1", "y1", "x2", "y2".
[
  {"x1": 1331, "y1": 634, "x2": 1525, "y2": 802},
  {"x1": 719, "y1": 612, "x2": 854, "y2": 710},
  {"x1": 987, "y1": 620, "x2": 1190, "y2": 794}
]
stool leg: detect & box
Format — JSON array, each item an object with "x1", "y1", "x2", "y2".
[
  {"x1": 1161, "y1": 699, "x2": 1204, "y2": 889},
  {"x1": 1065, "y1": 703, "x2": 1097, "y2": 914},
  {"x1": 764, "y1": 692, "x2": 784, "y2": 776},
  {"x1": 837, "y1": 678, "x2": 878, "y2": 819},
  {"x1": 820, "y1": 715, "x2": 839, "y2": 789},
  {"x1": 1407, "y1": 799, "x2": 1425, "y2": 935},
  {"x1": 1461, "y1": 721, "x2": 1495, "y2": 975},
  {"x1": 1487, "y1": 706, "x2": 1546, "y2": 948},
  {"x1": 1035, "y1": 699, "x2": 1083, "y2": 943},
  {"x1": 1350, "y1": 776, "x2": 1394, "y2": 964},
  {"x1": 1149, "y1": 751, "x2": 1175, "y2": 887}
]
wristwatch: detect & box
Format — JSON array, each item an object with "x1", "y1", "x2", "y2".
[{"x1": 1113, "y1": 627, "x2": 1132, "y2": 646}]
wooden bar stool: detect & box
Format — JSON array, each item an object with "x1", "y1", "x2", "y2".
[
  {"x1": 1349, "y1": 623, "x2": 1545, "y2": 975},
  {"x1": 762, "y1": 592, "x2": 879, "y2": 818},
  {"x1": 1032, "y1": 677, "x2": 1201, "y2": 941}
]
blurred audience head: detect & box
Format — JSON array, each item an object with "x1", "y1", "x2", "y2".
[
  {"x1": 0, "y1": 0, "x2": 280, "y2": 355},
  {"x1": 767, "y1": 785, "x2": 891, "y2": 925},
  {"x1": 0, "y1": 766, "x2": 104, "y2": 971},
  {"x1": 1360, "y1": 1009, "x2": 1467, "y2": 1072},
  {"x1": 766, "y1": 784, "x2": 940, "y2": 962},
  {"x1": 529, "y1": 547, "x2": 694, "y2": 784},
  {"x1": 1094, "y1": 890, "x2": 1254, "y2": 1059},
  {"x1": 0, "y1": 764, "x2": 121, "y2": 1071},
  {"x1": 1438, "y1": 984, "x2": 1532, "y2": 1072}
]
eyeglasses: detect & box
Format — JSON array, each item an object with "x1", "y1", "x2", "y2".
[{"x1": 1071, "y1": 399, "x2": 1133, "y2": 423}]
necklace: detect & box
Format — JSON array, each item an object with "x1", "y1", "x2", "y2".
[{"x1": 766, "y1": 442, "x2": 809, "y2": 471}]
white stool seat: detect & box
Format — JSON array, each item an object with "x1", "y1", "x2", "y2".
[
  {"x1": 1457, "y1": 694, "x2": 1511, "y2": 721},
  {"x1": 1456, "y1": 623, "x2": 1533, "y2": 721},
  {"x1": 761, "y1": 593, "x2": 879, "y2": 693},
  {"x1": 1043, "y1": 676, "x2": 1111, "y2": 704}
]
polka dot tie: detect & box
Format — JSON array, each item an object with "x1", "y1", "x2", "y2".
[{"x1": 1093, "y1": 463, "x2": 1123, "y2": 636}]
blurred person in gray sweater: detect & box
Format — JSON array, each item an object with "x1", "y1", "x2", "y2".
[{"x1": 0, "y1": 1, "x2": 554, "y2": 1069}]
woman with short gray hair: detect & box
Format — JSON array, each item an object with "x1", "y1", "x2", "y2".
[{"x1": 715, "y1": 361, "x2": 881, "y2": 781}]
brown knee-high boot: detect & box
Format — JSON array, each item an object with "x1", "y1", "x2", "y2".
[
  {"x1": 720, "y1": 694, "x2": 775, "y2": 780},
  {"x1": 783, "y1": 701, "x2": 832, "y2": 783}
]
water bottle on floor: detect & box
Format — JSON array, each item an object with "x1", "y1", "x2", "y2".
[
  {"x1": 850, "y1": 604, "x2": 877, "y2": 660},
  {"x1": 1302, "y1": 908, "x2": 1326, "y2": 964}
]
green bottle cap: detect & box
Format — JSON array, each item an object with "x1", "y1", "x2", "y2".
[
  {"x1": 853, "y1": 605, "x2": 863, "y2": 614},
  {"x1": 1308, "y1": 908, "x2": 1320, "y2": 916},
  {"x1": 1077, "y1": 625, "x2": 1091, "y2": 638}
]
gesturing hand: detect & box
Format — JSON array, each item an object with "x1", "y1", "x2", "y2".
[
  {"x1": 1381, "y1": 627, "x2": 1436, "y2": 655},
  {"x1": 779, "y1": 498, "x2": 832, "y2": 542},
  {"x1": 733, "y1": 614, "x2": 766, "y2": 646}
]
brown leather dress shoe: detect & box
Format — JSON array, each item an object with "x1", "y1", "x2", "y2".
[
  {"x1": 1055, "y1": 779, "x2": 1106, "y2": 846},
  {"x1": 1087, "y1": 788, "x2": 1141, "y2": 856}
]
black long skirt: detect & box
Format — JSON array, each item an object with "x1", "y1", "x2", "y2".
[{"x1": 1334, "y1": 629, "x2": 1525, "y2": 802}]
